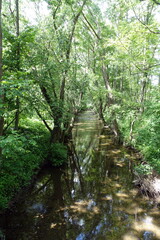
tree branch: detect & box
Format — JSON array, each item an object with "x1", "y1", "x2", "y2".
[
  {"x1": 82, "y1": 12, "x2": 101, "y2": 40},
  {"x1": 39, "y1": 85, "x2": 52, "y2": 106},
  {"x1": 60, "y1": 0, "x2": 88, "y2": 101},
  {"x1": 3, "y1": 109, "x2": 23, "y2": 133},
  {"x1": 48, "y1": 69, "x2": 57, "y2": 99},
  {"x1": 34, "y1": 107, "x2": 52, "y2": 133},
  {"x1": 52, "y1": 1, "x2": 62, "y2": 30},
  {"x1": 132, "y1": 4, "x2": 160, "y2": 34}
]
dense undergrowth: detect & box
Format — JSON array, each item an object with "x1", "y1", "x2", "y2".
[
  {"x1": 118, "y1": 89, "x2": 160, "y2": 175},
  {"x1": 0, "y1": 119, "x2": 67, "y2": 210}
]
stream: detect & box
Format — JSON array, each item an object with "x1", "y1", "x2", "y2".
[{"x1": 0, "y1": 111, "x2": 160, "y2": 240}]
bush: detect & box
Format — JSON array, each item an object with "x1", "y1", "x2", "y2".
[
  {"x1": 134, "y1": 164, "x2": 153, "y2": 175},
  {"x1": 118, "y1": 88, "x2": 160, "y2": 174},
  {"x1": 0, "y1": 119, "x2": 50, "y2": 210}
]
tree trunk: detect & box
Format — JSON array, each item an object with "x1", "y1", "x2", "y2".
[
  {"x1": 140, "y1": 74, "x2": 147, "y2": 113},
  {"x1": 102, "y1": 64, "x2": 121, "y2": 143},
  {"x1": 102, "y1": 64, "x2": 114, "y2": 106},
  {"x1": 14, "y1": 0, "x2": 20, "y2": 130},
  {"x1": 51, "y1": 115, "x2": 62, "y2": 143},
  {"x1": 0, "y1": 0, "x2": 3, "y2": 158},
  {"x1": 51, "y1": 0, "x2": 87, "y2": 143},
  {"x1": 59, "y1": 0, "x2": 88, "y2": 102},
  {"x1": 129, "y1": 119, "x2": 136, "y2": 142},
  {"x1": 99, "y1": 97, "x2": 106, "y2": 125},
  {"x1": 0, "y1": 0, "x2": 4, "y2": 137},
  {"x1": 14, "y1": 96, "x2": 20, "y2": 130}
]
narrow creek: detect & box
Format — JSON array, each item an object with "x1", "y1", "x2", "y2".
[{"x1": 1, "y1": 111, "x2": 160, "y2": 240}]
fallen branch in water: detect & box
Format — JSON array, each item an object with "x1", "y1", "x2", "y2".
[{"x1": 134, "y1": 173, "x2": 160, "y2": 200}]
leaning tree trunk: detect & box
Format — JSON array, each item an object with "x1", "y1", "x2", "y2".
[
  {"x1": 51, "y1": 0, "x2": 88, "y2": 143},
  {"x1": 102, "y1": 64, "x2": 121, "y2": 143},
  {"x1": 99, "y1": 97, "x2": 107, "y2": 125}
]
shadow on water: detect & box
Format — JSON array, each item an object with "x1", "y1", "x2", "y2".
[{"x1": 0, "y1": 111, "x2": 160, "y2": 240}]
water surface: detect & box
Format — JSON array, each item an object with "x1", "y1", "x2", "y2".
[{"x1": 1, "y1": 111, "x2": 160, "y2": 240}]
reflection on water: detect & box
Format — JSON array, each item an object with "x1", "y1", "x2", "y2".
[{"x1": 0, "y1": 111, "x2": 160, "y2": 240}]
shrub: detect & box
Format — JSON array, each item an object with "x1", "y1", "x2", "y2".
[
  {"x1": 0, "y1": 119, "x2": 50, "y2": 210},
  {"x1": 118, "y1": 88, "x2": 160, "y2": 174}
]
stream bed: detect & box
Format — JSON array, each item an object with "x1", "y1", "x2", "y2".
[{"x1": 0, "y1": 111, "x2": 160, "y2": 240}]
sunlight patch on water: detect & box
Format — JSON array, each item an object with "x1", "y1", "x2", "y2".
[
  {"x1": 50, "y1": 223, "x2": 57, "y2": 229},
  {"x1": 109, "y1": 149, "x2": 122, "y2": 154},
  {"x1": 114, "y1": 183, "x2": 122, "y2": 188},
  {"x1": 99, "y1": 135, "x2": 106, "y2": 139},
  {"x1": 122, "y1": 233, "x2": 139, "y2": 240},
  {"x1": 116, "y1": 192, "x2": 129, "y2": 198},
  {"x1": 116, "y1": 161, "x2": 125, "y2": 167},
  {"x1": 101, "y1": 194, "x2": 113, "y2": 201},
  {"x1": 133, "y1": 215, "x2": 160, "y2": 239},
  {"x1": 99, "y1": 142, "x2": 112, "y2": 146},
  {"x1": 68, "y1": 200, "x2": 101, "y2": 216}
]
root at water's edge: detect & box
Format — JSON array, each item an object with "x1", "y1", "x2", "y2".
[{"x1": 134, "y1": 174, "x2": 160, "y2": 203}]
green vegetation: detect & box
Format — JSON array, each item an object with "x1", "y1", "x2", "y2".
[
  {"x1": 118, "y1": 88, "x2": 160, "y2": 173},
  {"x1": 50, "y1": 143, "x2": 68, "y2": 166},
  {"x1": 0, "y1": 120, "x2": 48, "y2": 209},
  {"x1": 0, "y1": 119, "x2": 67, "y2": 209},
  {"x1": 0, "y1": 0, "x2": 160, "y2": 209}
]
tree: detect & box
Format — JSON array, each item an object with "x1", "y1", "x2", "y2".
[
  {"x1": 28, "y1": 0, "x2": 89, "y2": 143},
  {"x1": 0, "y1": 0, "x2": 3, "y2": 137},
  {"x1": 14, "y1": 0, "x2": 20, "y2": 130}
]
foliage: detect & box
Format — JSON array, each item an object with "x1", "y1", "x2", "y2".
[
  {"x1": 134, "y1": 89, "x2": 160, "y2": 172},
  {"x1": 50, "y1": 143, "x2": 67, "y2": 166},
  {"x1": 0, "y1": 120, "x2": 49, "y2": 210},
  {"x1": 134, "y1": 164, "x2": 153, "y2": 175},
  {"x1": 119, "y1": 88, "x2": 160, "y2": 173}
]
